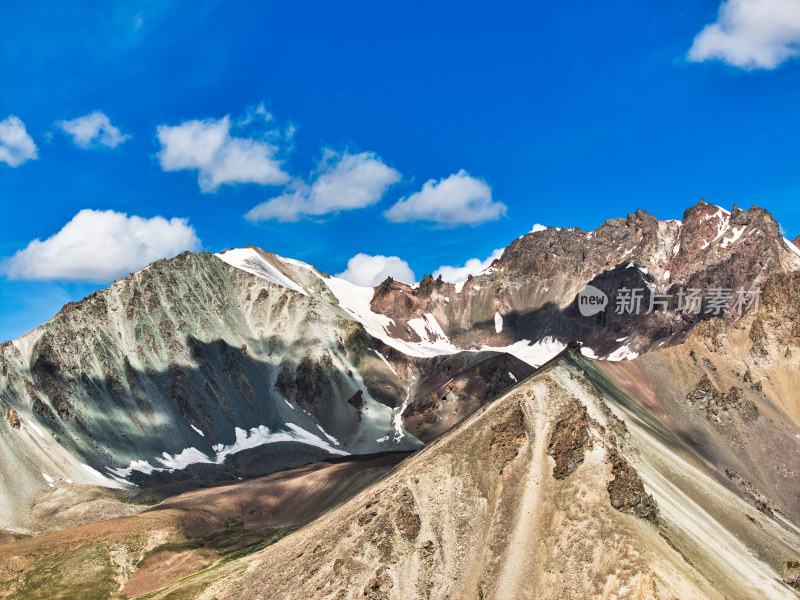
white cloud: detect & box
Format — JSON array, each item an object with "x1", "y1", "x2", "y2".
[
  {"x1": 245, "y1": 150, "x2": 401, "y2": 222},
  {"x1": 336, "y1": 253, "x2": 415, "y2": 287},
  {"x1": 0, "y1": 115, "x2": 38, "y2": 167},
  {"x1": 56, "y1": 111, "x2": 130, "y2": 149},
  {"x1": 530, "y1": 223, "x2": 547, "y2": 233},
  {"x1": 688, "y1": 0, "x2": 800, "y2": 69},
  {"x1": 157, "y1": 116, "x2": 290, "y2": 192},
  {"x1": 433, "y1": 248, "x2": 503, "y2": 284},
  {"x1": 2, "y1": 209, "x2": 201, "y2": 282},
  {"x1": 384, "y1": 170, "x2": 506, "y2": 226}
]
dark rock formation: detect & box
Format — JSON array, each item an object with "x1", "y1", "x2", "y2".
[
  {"x1": 489, "y1": 407, "x2": 527, "y2": 472},
  {"x1": 348, "y1": 390, "x2": 364, "y2": 421},
  {"x1": 394, "y1": 488, "x2": 421, "y2": 540},
  {"x1": 607, "y1": 454, "x2": 658, "y2": 522},
  {"x1": 547, "y1": 404, "x2": 589, "y2": 479}
]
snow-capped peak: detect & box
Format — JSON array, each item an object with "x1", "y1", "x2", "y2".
[{"x1": 215, "y1": 247, "x2": 309, "y2": 296}]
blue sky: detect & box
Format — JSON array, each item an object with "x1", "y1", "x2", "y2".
[{"x1": 2, "y1": 0, "x2": 799, "y2": 341}]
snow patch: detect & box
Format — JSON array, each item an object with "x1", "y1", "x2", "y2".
[
  {"x1": 107, "y1": 460, "x2": 157, "y2": 478},
  {"x1": 580, "y1": 347, "x2": 598, "y2": 359},
  {"x1": 42, "y1": 472, "x2": 54, "y2": 483},
  {"x1": 480, "y1": 337, "x2": 566, "y2": 368},
  {"x1": 393, "y1": 379, "x2": 414, "y2": 443},
  {"x1": 607, "y1": 344, "x2": 639, "y2": 361},
  {"x1": 82, "y1": 463, "x2": 111, "y2": 481},
  {"x1": 214, "y1": 424, "x2": 348, "y2": 463},
  {"x1": 190, "y1": 424, "x2": 204, "y2": 437},
  {"x1": 494, "y1": 311, "x2": 503, "y2": 333},
  {"x1": 316, "y1": 424, "x2": 340, "y2": 445},
  {"x1": 215, "y1": 248, "x2": 308, "y2": 296},
  {"x1": 324, "y1": 276, "x2": 458, "y2": 358},
  {"x1": 783, "y1": 237, "x2": 800, "y2": 259},
  {"x1": 372, "y1": 349, "x2": 399, "y2": 376},
  {"x1": 108, "y1": 423, "x2": 348, "y2": 480},
  {"x1": 26, "y1": 420, "x2": 45, "y2": 438},
  {"x1": 720, "y1": 226, "x2": 746, "y2": 249},
  {"x1": 159, "y1": 447, "x2": 212, "y2": 470}
]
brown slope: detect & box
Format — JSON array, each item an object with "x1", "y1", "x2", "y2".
[
  {"x1": 0, "y1": 453, "x2": 408, "y2": 599},
  {"x1": 595, "y1": 269, "x2": 800, "y2": 527},
  {"x1": 142, "y1": 349, "x2": 800, "y2": 600}
]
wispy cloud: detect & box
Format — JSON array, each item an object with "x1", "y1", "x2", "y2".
[
  {"x1": 246, "y1": 150, "x2": 400, "y2": 222},
  {"x1": 56, "y1": 111, "x2": 130, "y2": 149},
  {"x1": 336, "y1": 253, "x2": 415, "y2": 287},
  {"x1": 2, "y1": 209, "x2": 201, "y2": 282},
  {"x1": 433, "y1": 248, "x2": 503, "y2": 284},
  {"x1": 384, "y1": 170, "x2": 506, "y2": 226},
  {"x1": 0, "y1": 115, "x2": 38, "y2": 167},
  {"x1": 157, "y1": 115, "x2": 290, "y2": 192},
  {"x1": 688, "y1": 0, "x2": 800, "y2": 69}
]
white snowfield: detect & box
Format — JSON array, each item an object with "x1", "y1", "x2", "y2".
[
  {"x1": 108, "y1": 423, "x2": 348, "y2": 480},
  {"x1": 323, "y1": 274, "x2": 461, "y2": 358}
]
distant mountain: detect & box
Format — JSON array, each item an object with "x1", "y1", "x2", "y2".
[{"x1": 368, "y1": 200, "x2": 800, "y2": 360}]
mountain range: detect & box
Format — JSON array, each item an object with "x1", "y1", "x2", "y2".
[{"x1": 1, "y1": 199, "x2": 799, "y2": 599}]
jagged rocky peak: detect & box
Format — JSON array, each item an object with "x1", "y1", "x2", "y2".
[
  {"x1": 357, "y1": 200, "x2": 799, "y2": 365},
  {"x1": 369, "y1": 273, "x2": 454, "y2": 322},
  {"x1": 678, "y1": 199, "x2": 782, "y2": 259},
  {"x1": 497, "y1": 207, "x2": 672, "y2": 282}
]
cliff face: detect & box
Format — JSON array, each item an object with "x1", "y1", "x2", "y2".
[{"x1": 362, "y1": 202, "x2": 800, "y2": 364}]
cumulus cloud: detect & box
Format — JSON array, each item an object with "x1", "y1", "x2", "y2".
[
  {"x1": 157, "y1": 116, "x2": 290, "y2": 192},
  {"x1": 384, "y1": 170, "x2": 506, "y2": 226},
  {"x1": 2, "y1": 209, "x2": 201, "y2": 282},
  {"x1": 56, "y1": 111, "x2": 130, "y2": 148},
  {"x1": 336, "y1": 253, "x2": 415, "y2": 287},
  {"x1": 530, "y1": 223, "x2": 547, "y2": 233},
  {"x1": 433, "y1": 248, "x2": 504, "y2": 284},
  {"x1": 0, "y1": 115, "x2": 38, "y2": 167},
  {"x1": 245, "y1": 150, "x2": 401, "y2": 222},
  {"x1": 688, "y1": 0, "x2": 800, "y2": 69}
]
